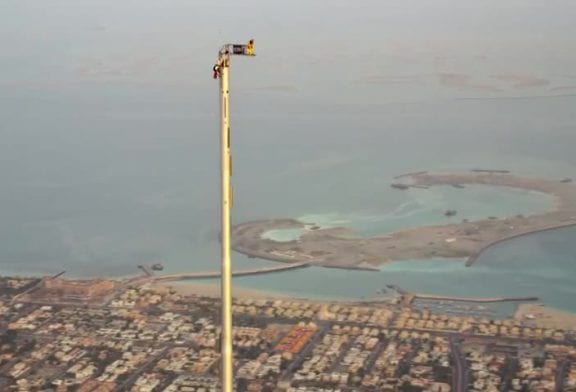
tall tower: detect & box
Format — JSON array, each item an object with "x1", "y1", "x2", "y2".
[{"x1": 213, "y1": 40, "x2": 255, "y2": 392}]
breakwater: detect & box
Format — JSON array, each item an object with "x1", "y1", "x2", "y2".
[
  {"x1": 465, "y1": 221, "x2": 576, "y2": 266},
  {"x1": 414, "y1": 294, "x2": 538, "y2": 303},
  {"x1": 150, "y1": 262, "x2": 310, "y2": 282},
  {"x1": 387, "y1": 285, "x2": 538, "y2": 306}
]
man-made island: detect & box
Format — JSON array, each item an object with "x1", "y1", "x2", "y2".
[{"x1": 232, "y1": 171, "x2": 576, "y2": 269}]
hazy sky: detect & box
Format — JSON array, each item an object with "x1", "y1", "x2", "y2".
[{"x1": 2, "y1": 0, "x2": 576, "y2": 102}]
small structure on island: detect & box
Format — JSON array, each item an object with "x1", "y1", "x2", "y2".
[{"x1": 151, "y1": 263, "x2": 164, "y2": 271}]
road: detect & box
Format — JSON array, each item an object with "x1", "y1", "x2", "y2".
[
  {"x1": 555, "y1": 359, "x2": 568, "y2": 392},
  {"x1": 115, "y1": 347, "x2": 168, "y2": 391},
  {"x1": 449, "y1": 335, "x2": 467, "y2": 392}
]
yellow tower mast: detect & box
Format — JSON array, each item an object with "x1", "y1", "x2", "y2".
[{"x1": 212, "y1": 40, "x2": 255, "y2": 392}]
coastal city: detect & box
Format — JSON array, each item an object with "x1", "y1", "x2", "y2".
[
  {"x1": 3, "y1": 0, "x2": 576, "y2": 391},
  {"x1": 1, "y1": 275, "x2": 575, "y2": 392}
]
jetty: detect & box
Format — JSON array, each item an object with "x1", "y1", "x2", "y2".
[
  {"x1": 390, "y1": 183, "x2": 429, "y2": 190},
  {"x1": 413, "y1": 294, "x2": 538, "y2": 304},
  {"x1": 150, "y1": 262, "x2": 310, "y2": 282},
  {"x1": 388, "y1": 285, "x2": 538, "y2": 306},
  {"x1": 394, "y1": 171, "x2": 428, "y2": 179},
  {"x1": 471, "y1": 169, "x2": 510, "y2": 174}
]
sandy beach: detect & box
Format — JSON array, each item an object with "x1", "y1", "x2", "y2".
[
  {"x1": 152, "y1": 281, "x2": 297, "y2": 299},
  {"x1": 515, "y1": 303, "x2": 576, "y2": 330}
]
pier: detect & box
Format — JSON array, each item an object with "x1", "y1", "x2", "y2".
[
  {"x1": 471, "y1": 169, "x2": 511, "y2": 174},
  {"x1": 387, "y1": 285, "x2": 538, "y2": 306},
  {"x1": 393, "y1": 171, "x2": 428, "y2": 179},
  {"x1": 137, "y1": 265, "x2": 153, "y2": 277},
  {"x1": 413, "y1": 294, "x2": 539, "y2": 304},
  {"x1": 150, "y1": 262, "x2": 310, "y2": 282}
]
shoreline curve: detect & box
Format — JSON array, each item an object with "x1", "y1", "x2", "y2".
[
  {"x1": 465, "y1": 221, "x2": 576, "y2": 266},
  {"x1": 232, "y1": 171, "x2": 576, "y2": 270}
]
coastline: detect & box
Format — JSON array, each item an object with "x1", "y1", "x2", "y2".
[
  {"x1": 232, "y1": 172, "x2": 576, "y2": 270},
  {"x1": 10, "y1": 271, "x2": 576, "y2": 320},
  {"x1": 465, "y1": 221, "x2": 576, "y2": 266},
  {"x1": 152, "y1": 281, "x2": 298, "y2": 300},
  {"x1": 515, "y1": 303, "x2": 576, "y2": 330}
]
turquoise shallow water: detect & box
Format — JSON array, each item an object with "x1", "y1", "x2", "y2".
[
  {"x1": 264, "y1": 185, "x2": 553, "y2": 240},
  {"x1": 262, "y1": 228, "x2": 308, "y2": 242},
  {"x1": 184, "y1": 183, "x2": 576, "y2": 314},
  {"x1": 232, "y1": 225, "x2": 576, "y2": 313}
]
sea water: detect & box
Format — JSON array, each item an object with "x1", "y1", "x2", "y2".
[
  {"x1": 2, "y1": 1, "x2": 576, "y2": 312},
  {"x1": 2, "y1": 89, "x2": 576, "y2": 313}
]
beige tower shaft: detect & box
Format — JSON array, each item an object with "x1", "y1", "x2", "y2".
[
  {"x1": 214, "y1": 40, "x2": 254, "y2": 392},
  {"x1": 219, "y1": 62, "x2": 233, "y2": 392}
]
